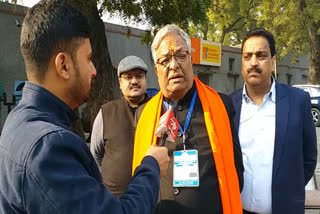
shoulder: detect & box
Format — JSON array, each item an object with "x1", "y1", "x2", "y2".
[
  {"x1": 217, "y1": 92, "x2": 235, "y2": 116},
  {"x1": 100, "y1": 97, "x2": 128, "y2": 118},
  {"x1": 276, "y1": 83, "x2": 309, "y2": 98},
  {"x1": 101, "y1": 97, "x2": 126, "y2": 109},
  {"x1": 135, "y1": 102, "x2": 148, "y2": 122},
  {"x1": 230, "y1": 88, "x2": 243, "y2": 100},
  {"x1": 27, "y1": 129, "x2": 90, "y2": 170},
  {"x1": 218, "y1": 92, "x2": 233, "y2": 106},
  {"x1": 1, "y1": 108, "x2": 68, "y2": 161}
]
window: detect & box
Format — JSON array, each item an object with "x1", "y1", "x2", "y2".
[
  {"x1": 229, "y1": 58, "x2": 235, "y2": 73},
  {"x1": 302, "y1": 75, "x2": 308, "y2": 84},
  {"x1": 286, "y1": 74, "x2": 292, "y2": 85}
]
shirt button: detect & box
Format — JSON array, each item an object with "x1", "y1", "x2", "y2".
[
  {"x1": 173, "y1": 188, "x2": 180, "y2": 195},
  {"x1": 177, "y1": 105, "x2": 183, "y2": 111},
  {"x1": 177, "y1": 132, "x2": 182, "y2": 137}
]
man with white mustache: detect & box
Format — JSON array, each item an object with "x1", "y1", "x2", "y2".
[
  {"x1": 133, "y1": 24, "x2": 244, "y2": 214},
  {"x1": 90, "y1": 55, "x2": 150, "y2": 196}
]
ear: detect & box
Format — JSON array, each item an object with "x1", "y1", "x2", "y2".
[
  {"x1": 271, "y1": 55, "x2": 276, "y2": 71},
  {"x1": 54, "y1": 52, "x2": 72, "y2": 80},
  {"x1": 154, "y1": 65, "x2": 158, "y2": 76},
  {"x1": 118, "y1": 77, "x2": 122, "y2": 89}
]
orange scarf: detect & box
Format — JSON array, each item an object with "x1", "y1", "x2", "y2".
[{"x1": 133, "y1": 76, "x2": 242, "y2": 214}]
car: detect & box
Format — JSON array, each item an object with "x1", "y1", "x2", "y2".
[{"x1": 293, "y1": 84, "x2": 320, "y2": 127}]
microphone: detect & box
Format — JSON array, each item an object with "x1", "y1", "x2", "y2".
[{"x1": 155, "y1": 101, "x2": 179, "y2": 146}]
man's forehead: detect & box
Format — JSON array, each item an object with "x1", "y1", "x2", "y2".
[
  {"x1": 243, "y1": 36, "x2": 270, "y2": 53},
  {"x1": 158, "y1": 34, "x2": 187, "y2": 52}
]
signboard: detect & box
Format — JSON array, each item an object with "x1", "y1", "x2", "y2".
[
  {"x1": 190, "y1": 38, "x2": 201, "y2": 64},
  {"x1": 191, "y1": 38, "x2": 221, "y2": 66}
]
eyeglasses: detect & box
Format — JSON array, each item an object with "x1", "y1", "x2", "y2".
[
  {"x1": 120, "y1": 73, "x2": 146, "y2": 81},
  {"x1": 156, "y1": 51, "x2": 190, "y2": 67}
]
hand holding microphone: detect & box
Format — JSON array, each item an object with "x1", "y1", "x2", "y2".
[
  {"x1": 155, "y1": 101, "x2": 179, "y2": 146},
  {"x1": 146, "y1": 145, "x2": 170, "y2": 176}
]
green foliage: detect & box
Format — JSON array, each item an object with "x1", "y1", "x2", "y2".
[
  {"x1": 187, "y1": 0, "x2": 259, "y2": 45},
  {"x1": 258, "y1": 0, "x2": 304, "y2": 57},
  {"x1": 258, "y1": 0, "x2": 320, "y2": 58},
  {"x1": 99, "y1": 0, "x2": 212, "y2": 32}
]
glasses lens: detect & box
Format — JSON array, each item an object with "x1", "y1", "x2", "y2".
[
  {"x1": 157, "y1": 51, "x2": 188, "y2": 66},
  {"x1": 175, "y1": 52, "x2": 188, "y2": 63}
]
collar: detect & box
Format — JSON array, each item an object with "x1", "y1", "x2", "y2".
[
  {"x1": 20, "y1": 82, "x2": 77, "y2": 127},
  {"x1": 242, "y1": 77, "x2": 276, "y2": 103}
]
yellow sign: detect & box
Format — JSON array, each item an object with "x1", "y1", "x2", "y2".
[
  {"x1": 190, "y1": 38, "x2": 221, "y2": 66},
  {"x1": 201, "y1": 41, "x2": 221, "y2": 66}
]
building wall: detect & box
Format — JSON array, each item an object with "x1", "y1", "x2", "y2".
[
  {"x1": 0, "y1": 2, "x2": 310, "y2": 132},
  {"x1": 0, "y1": 2, "x2": 27, "y2": 130}
]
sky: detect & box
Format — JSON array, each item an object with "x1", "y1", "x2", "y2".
[{"x1": 16, "y1": 0, "x2": 149, "y2": 30}]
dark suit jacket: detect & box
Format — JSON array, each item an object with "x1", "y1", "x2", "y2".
[{"x1": 230, "y1": 82, "x2": 318, "y2": 214}]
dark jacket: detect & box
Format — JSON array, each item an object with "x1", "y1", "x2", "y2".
[
  {"x1": 230, "y1": 82, "x2": 317, "y2": 214},
  {"x1": 100, "y1": 96, "x2": 149, "y2": 196},
  {"x1": 0, "y1": 82, "x2": 160, "y2": 214},
  {"x1": 135, "y1": 83, "x2": 243, "y2": 214}
]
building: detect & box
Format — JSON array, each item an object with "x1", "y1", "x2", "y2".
[{"x1": 0, "y1": 1, "x2": 310, "y2": 132}]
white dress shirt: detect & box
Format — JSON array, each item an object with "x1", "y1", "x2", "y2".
[{"x1": 239, "y1": 80, "x2": 276, "y2": 214}]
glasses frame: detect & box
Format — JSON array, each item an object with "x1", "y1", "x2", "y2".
[
  {"x1": 156, "y1": 50, "x2": 190, "y2": 67},
  {"x1": 120, "y1": 72, "x2": 146, "y2": 82}
]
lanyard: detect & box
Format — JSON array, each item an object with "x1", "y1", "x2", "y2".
[{"x1": 164, "y1": 90, "x2": 198, "y2": 150}]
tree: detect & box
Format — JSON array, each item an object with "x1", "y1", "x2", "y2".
[
  {"x1": 188, "y1": 0, "x2": 259, "y2": 46},
  {"x1": 187, "y1": 0, "x2": 320, "y2": 84},
  {"x1": 6, "y1": 0, "x2": 216, "y2": 139},
  {"x1": 100, "y1": 0, "x2": 212, "y2": 33},
  {"x1": 258, "y1": 0, "x2": 320, "y2": 84},
  {"x1": 70, "y1": 0, "x2": 215, "y2": 138},
  {"x1": 74, "y1": 0, "x2": 215, "y2": 138},
  {"x1": 68, "y1": 0, "x2": 117, "y2": 139}
]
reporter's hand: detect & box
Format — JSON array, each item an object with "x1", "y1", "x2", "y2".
[{"x1": 146, "y1": 145, "x2": 169, "y2": 177}]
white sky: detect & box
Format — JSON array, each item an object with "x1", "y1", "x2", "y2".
[{"x1": 16, "y1": 0, "x2": 150, "y2": 30}]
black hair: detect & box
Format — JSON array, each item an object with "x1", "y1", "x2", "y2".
[
  {"x1": 20, "y1": 0, "x2": 90, "y2": 81},
  {"x1": 241, "y1": 28, "x2": 276, "y2": 57}
]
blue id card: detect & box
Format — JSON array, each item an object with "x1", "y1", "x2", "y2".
[{"x1": 173, "y1": 149, "x2": 199, "y2": 187}]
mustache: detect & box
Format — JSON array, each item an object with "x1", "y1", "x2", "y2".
[
  {"x1": 130, "y1": 83, "x2": 141, "y2": 89},
  {"x1": 247, "y1": 67, "x2": 262, "y2": 73}
]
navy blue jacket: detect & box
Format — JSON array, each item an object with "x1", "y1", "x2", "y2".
[
  {"x1": 230, "y1": 82, "x2": 317, "y2": 214},
  {"x1": 0, "y1": 82, "x2": 160, "y2": 214}
]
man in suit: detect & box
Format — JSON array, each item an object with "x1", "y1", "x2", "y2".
[
  {"x1": 133, "y1": 24, "x2": 244, "y2": 214},
  {"x1": 230, "y1": 28, "x2": 318, "y2": 214}
]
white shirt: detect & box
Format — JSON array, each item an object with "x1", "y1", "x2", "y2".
[{"x1": 239, "y1": 80, "x2": 276, "y2": 214}]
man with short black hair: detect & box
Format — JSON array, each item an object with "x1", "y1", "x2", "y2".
[
  {"x1": 91, "y1": 55, "x2": 150, "y2": 196},
  {"x1": 0, "y1": 1, "x2": 169, "y2": 213},
  {"x1": 231, "y1": 28, "x2": 317, "y2": 214}
]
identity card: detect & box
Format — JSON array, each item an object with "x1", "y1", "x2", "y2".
[{"x1": 173, "y1": 149, "x2": 199, "y2": 187}]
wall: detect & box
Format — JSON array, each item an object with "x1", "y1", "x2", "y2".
[
  {"x1": 0, "y1": 2, "x2": 310, "y2": 132},
  {"x1": 0, "y1": 2, "x2": 27, "y2": 130}
]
